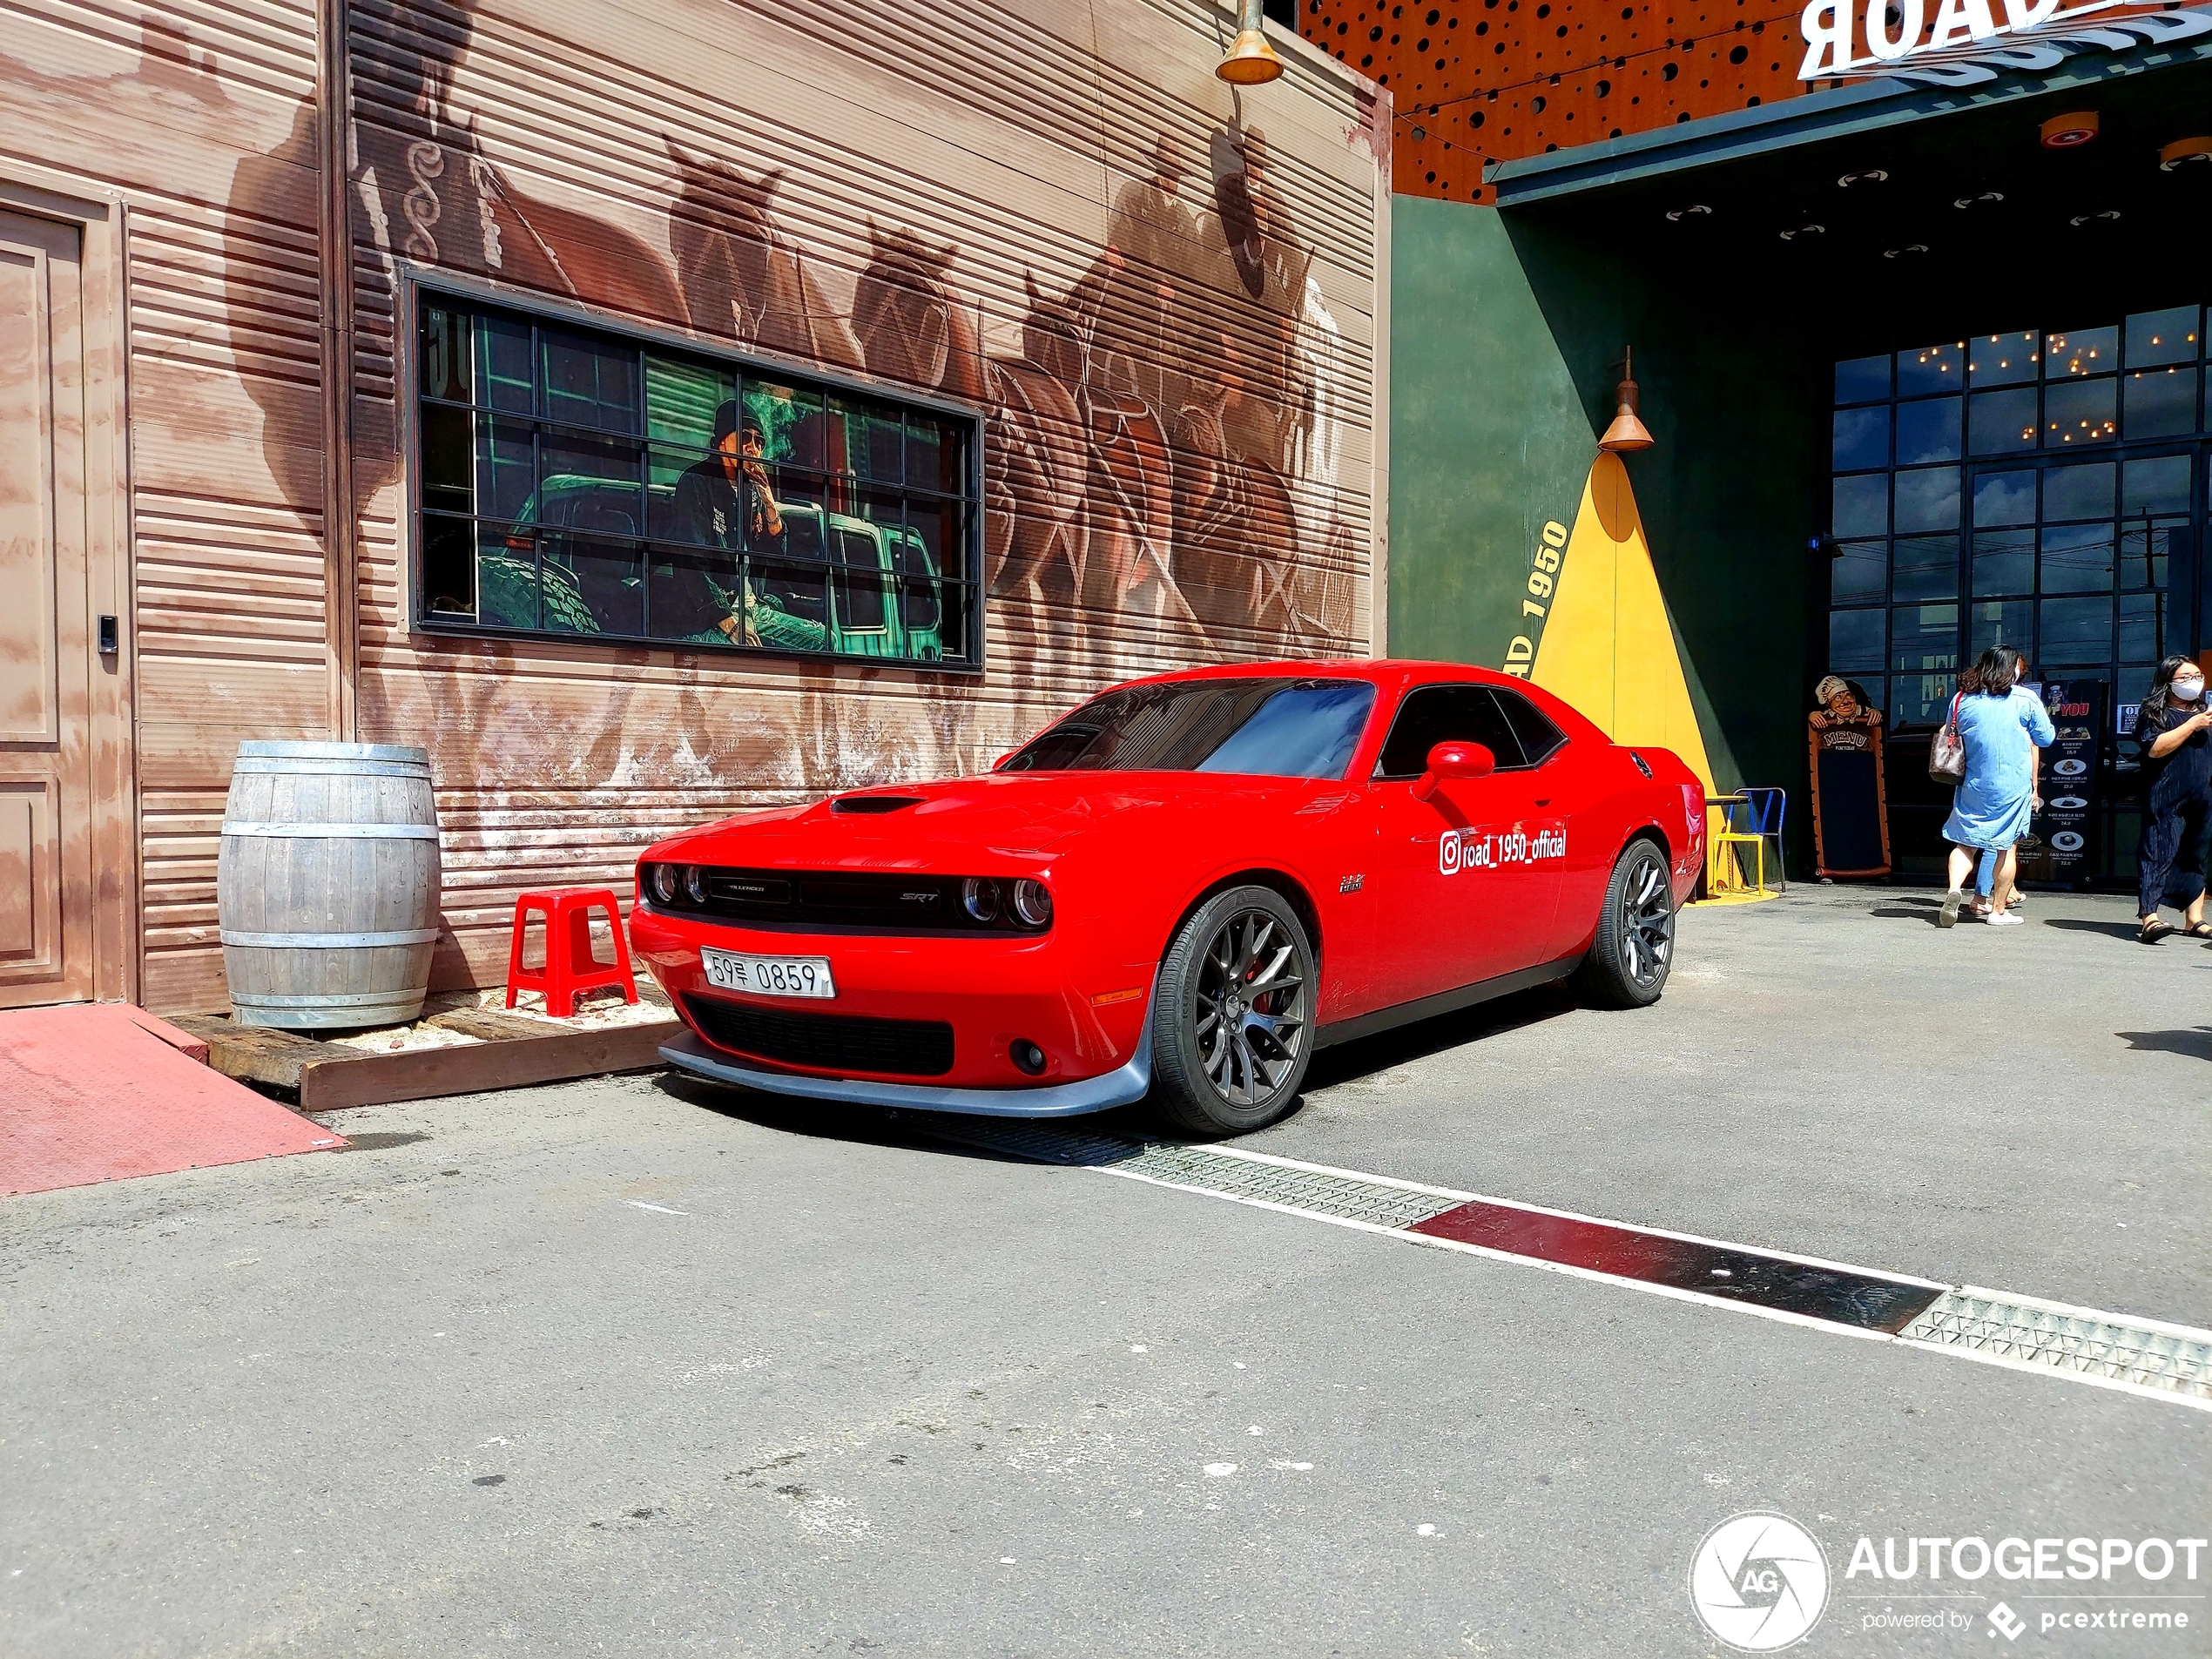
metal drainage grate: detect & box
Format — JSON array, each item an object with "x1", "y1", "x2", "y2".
[
  {"x1": 917, "y1": 1119, "x2": 1460, "y2": 1230},
  {"x1": 911, "y1": 1117, "x2": 2212, "y2": 1410},
  {"x1": 1898, "y1": 1291, "x2": 2212, "y2": 1402},
  {"x1": 1112, "y1": 1144, "x2": 1463, "y2": 1231}
]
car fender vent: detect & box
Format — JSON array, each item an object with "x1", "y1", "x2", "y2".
[{"x1": 833, "y1": 795, "x2": 926, "y2": 815}]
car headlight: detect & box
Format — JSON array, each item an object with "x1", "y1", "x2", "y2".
[
  {"x1": 684, "y1": 865, "x2": 710, "y2": 907},
  {"x1": 961, "y1": 877, "x2": 1001, "y2": 923},
  {"x1": 649, "y1": 863, "x2": 678, "y2": 906},
  {"x1": 1011, "y1": 878, "x2": 1053, "y2": 928}
]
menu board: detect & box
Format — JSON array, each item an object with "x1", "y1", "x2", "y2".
[
  {"x1": 1808, "y1": 676, "x2": 1891, "y2": 879},
  {"x1": 2018, "y1": 679, "x2": 2103, "y2": 887}
]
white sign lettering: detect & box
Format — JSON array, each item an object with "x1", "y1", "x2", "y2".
[
  {"x1": 1439, "y1": 819, "x2": 1568, "y2": 878},
  {"x1": 1796, "y1": 0, "x2": 2203, "y2": 81}
]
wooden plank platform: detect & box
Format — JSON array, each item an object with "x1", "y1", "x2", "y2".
[{"x1": 166, "y1": 1009, "x2": 682, "y2": 1115}]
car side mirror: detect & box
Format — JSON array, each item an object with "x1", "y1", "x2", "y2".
[{"x1": 1412, "y1": 740, "x2": 1494, "y2": 802}]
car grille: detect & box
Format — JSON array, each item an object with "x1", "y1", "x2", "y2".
[
  {"x1": 684, "y1": 995, "x2": 955, "y2": 1077},
  {"x1": 699, "y1": 868, "x2": 961, "y2": 930}
]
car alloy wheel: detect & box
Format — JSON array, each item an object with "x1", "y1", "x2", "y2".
[
  {"x1": 1622, "y1": 846, "x2": 1675, "y2": 988},
  {"x1": 1150, "y1": 885, "x2": 1316, "y2": 1136},
  {"x1": 1574, "y1": 838, "x2": 1676, "y2": 1009},
  {"x1": 1194, "y1": 907, "x2": 1309, "y2": 1109}
]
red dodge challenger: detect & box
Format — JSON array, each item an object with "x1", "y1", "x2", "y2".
[{"x1": 631, "y1": 661, "x2": 1706, "y2": 1136}]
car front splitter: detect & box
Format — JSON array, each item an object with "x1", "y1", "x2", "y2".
[{"x1": 658, "y1": 1024, "x2": 1152, "y2": 1119}]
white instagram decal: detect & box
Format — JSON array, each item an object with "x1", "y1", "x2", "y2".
[{"x1": 1440, "y1": 819, "x2": 1568, "y2": 878}]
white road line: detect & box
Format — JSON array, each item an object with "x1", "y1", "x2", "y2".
[
  {"x1": 624, "y1": 1199, "x2": 690, "y2": 1216},
  {"x1": 922, "y1": 1121, "x2": 2212, "y2": 1413}
]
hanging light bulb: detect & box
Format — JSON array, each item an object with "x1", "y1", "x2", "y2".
[
  {"x1": 1217, "y1": 0, "x2": 1284, "y2": 84},
  {"x1": 1599, "y1": 347, "x2": 1655, "y2": 453}
]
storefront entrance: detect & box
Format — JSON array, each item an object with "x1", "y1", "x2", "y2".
[{"x1": 1827, "y1": 311, "x2": 2208, "y2": 881}]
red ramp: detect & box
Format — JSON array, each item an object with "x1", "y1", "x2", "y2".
[{"x1": 0, "y1": 1004, "x2": 347, "y2": 1197}]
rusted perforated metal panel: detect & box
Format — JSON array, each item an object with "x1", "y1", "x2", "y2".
[{"x1": 1303, "y1": 0, "x2": 1812, "y2": 201}]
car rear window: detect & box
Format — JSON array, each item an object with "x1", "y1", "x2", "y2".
[{"x1": 1002, "y1": 678, "x2": 1377, "y2": 779}]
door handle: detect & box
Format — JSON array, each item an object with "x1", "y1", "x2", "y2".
[{"x1": 1534, "y1": 798, "x2": 1552, "y2": 806}]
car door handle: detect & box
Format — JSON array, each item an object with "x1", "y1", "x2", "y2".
[{"x1": 1534, "y1": 798, "x2": 1552, "y2": 806}]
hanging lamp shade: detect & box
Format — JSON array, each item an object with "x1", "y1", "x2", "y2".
[
  {"x1": 1599, "y1": 347, "x2": 1655, "y2": 453},
  {"x1": 1217, "y1": 0, "x2": 1284, "y2": 84}
]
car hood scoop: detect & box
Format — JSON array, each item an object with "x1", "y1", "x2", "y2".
[{"x1": 832, "y1": 794, "x2": 926, "y2": 815}]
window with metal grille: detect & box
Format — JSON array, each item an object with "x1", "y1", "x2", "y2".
[{"x1": 412, "y1": 287, "x2": 982, "y2": 669}]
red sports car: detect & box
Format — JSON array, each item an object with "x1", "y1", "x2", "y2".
[{"x1": 632, "y1": 661, "x2": 1705, "y2": 1136}]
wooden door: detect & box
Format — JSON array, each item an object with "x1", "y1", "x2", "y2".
[{"x1": 0, "y1": 208, "x2": 93, "y2": 1007}]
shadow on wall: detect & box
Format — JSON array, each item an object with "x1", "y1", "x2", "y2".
[
  {"x1": 1498, "y1": 206, "x2": 1826, "y2": 823},
  {"x1": 1527, "y1": 451, "x2": 1718, "y2": 794}
]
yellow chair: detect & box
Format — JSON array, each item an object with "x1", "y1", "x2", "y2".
[{"x1": 1703, "y1": 789, "x2": 1786, "y2": 904}]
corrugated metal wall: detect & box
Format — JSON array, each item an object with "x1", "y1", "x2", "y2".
[
  {"x1": 0, "y1": 0, "x2": 334, "y2": 1009},
  {"x1": 3, "y1": 0, "x2": 1386, "y2": 1012},
  {"x1": 342, "y1": 0, "x2": 1386, "y2": 998}
]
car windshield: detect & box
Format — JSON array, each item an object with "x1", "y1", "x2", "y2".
[{"x1": 1001, "y1": 678, "x2": 1377, "y2": 779}]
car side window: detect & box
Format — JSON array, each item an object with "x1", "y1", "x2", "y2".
[
  {"x1": 1373, "y1": 685, "x2": 1529, "y2": 779},
  {"x1": 1493, "y1": 688, "x2": 1568, "y2": 766}
]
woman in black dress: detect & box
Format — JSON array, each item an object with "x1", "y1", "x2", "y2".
[{"x1": 2131, "y1": 654, "x2": 2212, "y2": 943}]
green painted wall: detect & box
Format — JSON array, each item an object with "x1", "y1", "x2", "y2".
[
  {"x1": 1387, "y1": 199, "x2": 1595, "y2": 672},
  {"x1": 1387, "y1": 193, "x2": 1829, "y2": 811}
]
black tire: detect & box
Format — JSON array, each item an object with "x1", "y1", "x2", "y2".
[
  {"x1": 1150, "y1": 886, "x2": 1315, "y2": 1137},
  {"x1": 1573, "y1": 838, "x2": 1676, "y2": 1009}
]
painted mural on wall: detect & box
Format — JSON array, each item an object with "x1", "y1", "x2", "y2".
[
  {"x1": 341, "y1": 0, "x2": 1366, "y2": 681},
  {"x1": 0, "y1": 0, "x2": 1379, "y2": 1005}
]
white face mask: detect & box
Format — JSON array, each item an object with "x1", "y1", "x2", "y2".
[{"x1": 2175, "y1": 675, "x2": 2206, "y2": 703}]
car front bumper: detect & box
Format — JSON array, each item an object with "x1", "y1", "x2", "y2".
[
  {"x1": 630, "y1": 900, "x2": 1156, "y2": 1096},
  {"x1": 658, "y1": 1015, "x2": 1152, "y2": 1117}
]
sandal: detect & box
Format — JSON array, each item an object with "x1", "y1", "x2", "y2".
[
  {"x1": 2141, "y1": 919, "x2": 2176, "y2": 944},
  {"x1": 2187, "y1": 923, "x2": 2212, "y2": 941}
]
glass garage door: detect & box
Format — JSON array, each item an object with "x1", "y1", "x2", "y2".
[{"x1": 1828, "y1": 307, "x2": 2208, "y2": 883}]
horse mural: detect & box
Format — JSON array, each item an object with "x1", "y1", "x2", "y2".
[{"x1": 666, "y1": 142, "x2": 862, "y2": 369}]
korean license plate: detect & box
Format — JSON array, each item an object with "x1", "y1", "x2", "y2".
[{"x1": 698, "y1": 946, "x2": 836, "y2": 1000}]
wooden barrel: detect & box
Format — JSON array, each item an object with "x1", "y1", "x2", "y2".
[{"x1": 218, "y1": 742, "x2": 442, "y2": 1030}]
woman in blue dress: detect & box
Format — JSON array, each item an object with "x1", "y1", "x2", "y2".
[{"x1": 1939, "y1": 645, "x2": 2054, "y2": 928}]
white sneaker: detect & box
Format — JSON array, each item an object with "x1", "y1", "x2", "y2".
[
  {"x1": 1939, "y1": 889, "x2": 1964, "y2": 927},
  {"x1": 1986, "y1": 911, "x2": 2024, "y2": 927}
]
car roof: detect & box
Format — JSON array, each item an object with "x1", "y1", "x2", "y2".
[
  {"x1": 1124, "y1": 659, "x2": 1521, "y2": 691},
  {"x1": 1096, "y1": 659, "x2": 1610, "y2": 748}
]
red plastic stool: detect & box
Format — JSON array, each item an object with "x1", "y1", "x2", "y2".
[{"x1": 505, "y1": 887, "x2": 639, "y2": 1017}]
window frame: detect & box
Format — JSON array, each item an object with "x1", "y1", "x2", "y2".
[
  {"x1": 1370, "y1": 682, "x2": 1566, "y2": 780},
  {"x1": 400, "y1": 271, "x2": 988, "y2": 675},
  {"x1": 1829, "y1": 312, "x2": 2208, "y2": 736}
]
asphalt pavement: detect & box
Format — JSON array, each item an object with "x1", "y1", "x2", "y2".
[{"x1": 3, "y1": 886, "x2": 2207, "y2": 1657}]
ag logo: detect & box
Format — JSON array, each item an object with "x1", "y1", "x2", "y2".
[
  {"x1": 1438, "y1": 832, "x2": 1462, "y2": 876},
  {"x1": 1688, "y1": 1512, "x2": 1829, "y2": 1651}
]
